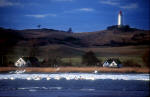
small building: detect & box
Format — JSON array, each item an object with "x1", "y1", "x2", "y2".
[
  {"x1": 15, "y1": 57, "x2": 40, "y2": 67},
  {"x1": 103, "y1": 58, "x2": 122, "y2": 68}
]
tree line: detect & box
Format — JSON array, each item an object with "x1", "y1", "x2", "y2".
[{"x1": 0, "y1": 50, "x2": 149, "y2": 68}]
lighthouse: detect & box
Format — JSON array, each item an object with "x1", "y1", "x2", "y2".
[{"x1": 118, "y1": 11, "x2": 123, "y2": 27}]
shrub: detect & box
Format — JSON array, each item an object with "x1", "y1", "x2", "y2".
[
  {"x1": 81, "y1": 51, "x2": 101, "y2": 66},
  {"x1": 122, "y1": 60, "x2": 141, "y2": 67},
  {"x1": 142, "y1": 50, "x2": 150, "y2": 67},
  {"x1": 41, "y1": 56, "x2": 62, "y2": 67}
]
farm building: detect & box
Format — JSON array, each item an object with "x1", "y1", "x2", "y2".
[
  {"x1": 103, "y1": 58, "x2": 122, "y2": 68},
  {"x1": 15, "y1": 57, "x2": 40, "y2": 67}
]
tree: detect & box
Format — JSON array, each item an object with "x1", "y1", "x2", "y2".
[
  {"x1": 122, "y1": 60, "x2": 141, "y2": 67},
  {"x1": 41, "y1": 47, "x2": 62, "y2": 67},
  {"x1": 142, "y1": 50, "x2": 150, "y2": 67},
  {"x1": 0, "y1": 28, "x2": 22, "y2": 67},
  {"x1": 48, "y1": 56, "x2": 61, "y2": 67},
  {"x1": 37, "y1": 25, "x2": 41, "y2": 29},
  {"x1": 42, "y1": 54, "x2": 62, "y2": 67},
  {"x1": 81, "y1": 51, "x2": 100, "y2": 66},
  {"x1": 67, "y1": 27, "x2": 72, "y2": 33}
]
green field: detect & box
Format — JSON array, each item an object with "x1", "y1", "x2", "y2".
[
  {"x1": 61, "y1": 56, "x2": 144, "y2": 66},
  {"x1": 1, "y1": 45, "x2": 149, "y2": 67},
  {"x1": 61, "y1": 45, "x2": 149, "y2": 67}
]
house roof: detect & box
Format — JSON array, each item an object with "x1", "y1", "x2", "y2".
[
  {"x1": 106, "y1": 58, "x2": 121, "y2": 64},
  {"x1": 22, "y1": 57, "x2": 29, "y2": 62},
  {"x1": 22, "y1": 57, "x2": 39, "y2": 63}
]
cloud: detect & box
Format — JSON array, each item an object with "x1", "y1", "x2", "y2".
[
  {"x1": 0, "y1": 0, "x2": 21, "y2": 7},
  {"x1": 78, "y1": 8, "x2": 95, "y2": 12},
  {"x1": 120, "y1": 3, "x2": 138, "y2": 9},
  {"x1": 65, "y1": 8, "x2": 95, "y2": 13},
  {"x1": 25, "y1": 14, "x2": 56, "y2": 18},
  {"x1": 99, "y1": 0, "x2": 138, "y2": 10},
  {"x1": 100, "y1": 0, "x2": 119, "y2": 6}
]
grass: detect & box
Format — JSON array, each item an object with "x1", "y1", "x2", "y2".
[
  {"x1": 78, "y1": 45, "x2": 149, "y2": 57},
  {"x1": 0, "y1": 67, "x2": 149, "y2": 73},
  {"x1": 61, "y1": 56, "x2": 145, "y2": 66},
  {"x1": 2, "y1": 45, "x2": 148, "y2": 66}
]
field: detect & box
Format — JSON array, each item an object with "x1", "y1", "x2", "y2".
[
  {"x1": 6, "y1": 45, "x2": 148, "y2": 63},
  {"x1": 0, "y1": 67, "x2": 149, "y2": 73},
  {"x1": 78, "y1": 45, "x2": 149, "y2": 56},
  {"x1": 13, "y1": 45, "x2": 149, "y2": 57},
  {"x1": 62, "y1": 56, "x2": 144, "y2": 66},
  {"x1": 1, "y1": 45, "x2": 149, "y2": 68}
]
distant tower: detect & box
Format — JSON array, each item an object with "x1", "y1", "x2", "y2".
[{"x1": 118, "y1": 11, "x2": 123, "y2": 27}]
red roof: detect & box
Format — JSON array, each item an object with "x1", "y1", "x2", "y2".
[{"x1": 119, "y1": 10, "x2": 122, "y2": 15}]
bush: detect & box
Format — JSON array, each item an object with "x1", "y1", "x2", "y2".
[
  {"x1": 81, "y1": 51, "x2": 101, "y2": 66},
  {"x1": 41, "y1": 56, "x2": 62, "y2": 67},
  {"x1": 142, "y1": 50, "x2": 150, "y2": 67},
  {"x1": 122, "y1": 60, "x2": 141, "y2": 67}
]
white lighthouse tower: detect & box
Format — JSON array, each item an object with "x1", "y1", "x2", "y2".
[{"x1": 118, "y1": 11, "x2": 123, "y2": 27}]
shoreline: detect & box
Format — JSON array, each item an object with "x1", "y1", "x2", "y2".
[{"x1": 0, "y1": 67, "x2": 149, "y2": 74}]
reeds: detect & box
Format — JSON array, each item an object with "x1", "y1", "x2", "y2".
[{"x1": 0, "y1": 67, "x2": 149, "y2": 73}]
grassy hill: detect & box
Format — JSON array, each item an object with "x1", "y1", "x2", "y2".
[
  {"x1": 74, "y1": 29, "x2": 150, "y2": 46},
  {"x1": 0, "y1": 27, "x2": 149, "y2": 67},
  {"x1": 9, "y1": 27, "x2": 149, "y2": 47}
]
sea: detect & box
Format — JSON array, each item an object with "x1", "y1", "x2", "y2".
[{"x1": 0, "y1": 73, "x2": 149, "y2": 97}]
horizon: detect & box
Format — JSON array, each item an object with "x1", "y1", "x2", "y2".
[
  {"x1": 0, "y1": 0, "x2": 150, "y2": 32},
  {"x1": 0, "y1": 25, "x2": 149, "y2": 33}
]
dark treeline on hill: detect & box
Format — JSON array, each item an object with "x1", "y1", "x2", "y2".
[{"x1": 0, "y1": 27, "x2": 150, "y2": 67}]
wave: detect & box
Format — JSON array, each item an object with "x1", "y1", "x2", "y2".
[
  {"x1": 17, "y1": 87, "x2": 63, "y2": 91},
  {"x1": 0, "y1": 73, "x2": 149, "y2": 81}
]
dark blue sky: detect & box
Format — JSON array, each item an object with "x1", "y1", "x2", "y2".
[{"x1": 0, "y1": 0, "x2": 149, "y2": 32}]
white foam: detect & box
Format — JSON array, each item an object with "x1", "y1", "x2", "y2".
[
  {"x1": 46, "y1": 77, "x2": 51, "y2": 80},
  {"x1": 29, "y1": 89, "x2": 36, "y2": 92},
  {"x1": 49, "y1": 87, "x2": 62, "y2": 90},
  {"x1": 80, "y1": 88, "x2": 95, "y2": 91},
  {"x1": 0, "y1": 73, "x2": 149, "y2": 81}
]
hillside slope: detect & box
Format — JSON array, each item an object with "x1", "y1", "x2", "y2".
[
  {"x1": 74, "y1": 30, "x2": 150, "y2": 46},
  {"x1": 15, "y1": 28, "x2": 150, "y2": 47},
  {"x1": 0, "y1": 27, "x2": 149, "y2": 58}
]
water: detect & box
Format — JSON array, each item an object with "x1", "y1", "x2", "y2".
[{"x1": 0, "y1": 73, "x2": 149, "y2": 97}]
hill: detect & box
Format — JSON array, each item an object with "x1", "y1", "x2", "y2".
[
  {"x1": 74, "y1": 29, "x2": 149, "y2": 47},
  {"x1": 0, "y1": 26, "x2": 149, "y2": 49},
  {"x1": 0, "y1": 27, "x2": 149, "y2": 59},
  {"x1": 0, "y1": 27, "x2": 150, "y2": 67},
  {"x1": 4, "y1": 27, "x2": 148, "y2": 47}
]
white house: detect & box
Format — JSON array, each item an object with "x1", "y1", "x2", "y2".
[
  {"x1": 103, "y1": 61, "x2": 110, "y2": 67},
  {"x1": 103, "y1": 58, "x2": 122, "y2": 68},
  {"x1": 15, "y1": 57, "x2": 29, "y2": 67},
  {"x1": 15, "y1": 57, "x2": 40, "y2": 67}
]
